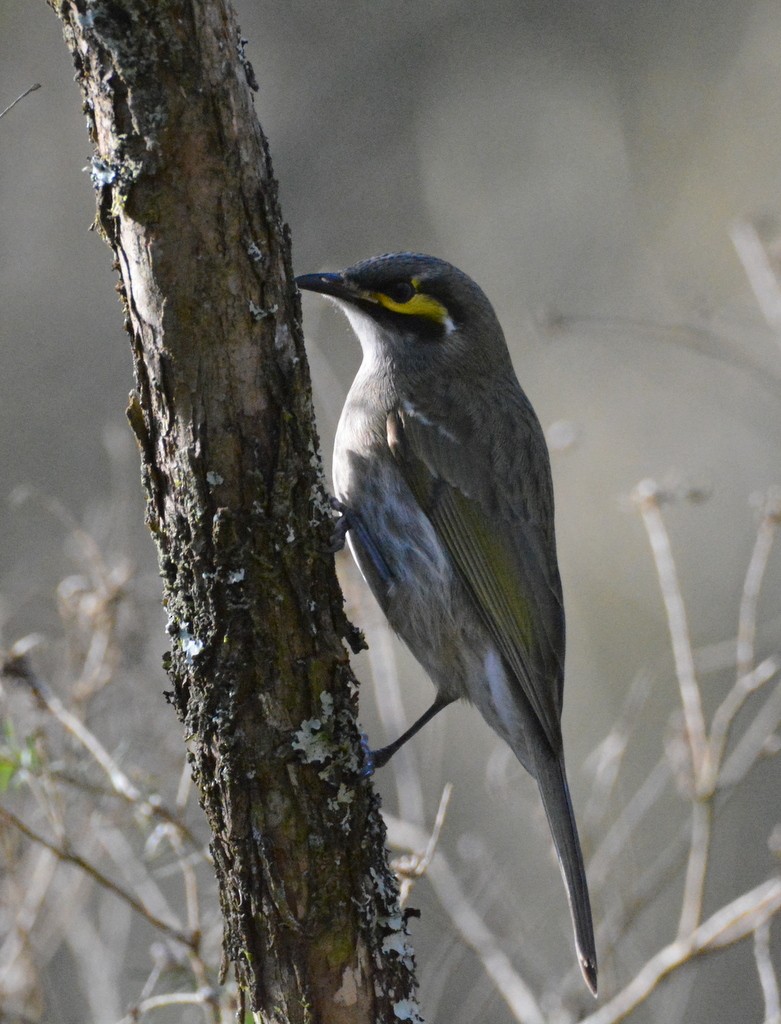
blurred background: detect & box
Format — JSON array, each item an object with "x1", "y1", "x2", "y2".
[{"x1": 1, "y1": 1, "x2": 779, "y2": 1022}]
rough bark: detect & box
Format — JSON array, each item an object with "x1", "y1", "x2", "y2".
[{"x1": 47, "y1": 2, "x2": 422, "y2": 1022}]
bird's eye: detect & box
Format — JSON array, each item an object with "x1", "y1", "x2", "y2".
[{"x1": 383, "y1": 281, "x2": 416, "y2": 304}]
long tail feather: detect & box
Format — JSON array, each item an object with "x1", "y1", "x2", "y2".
[{"x1": 535, "y1": 752, "x2": 598, "y2": 996}]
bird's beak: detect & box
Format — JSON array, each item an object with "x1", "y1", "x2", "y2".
[{"x1": 296, "y1": 272, "x2": 371, "y2": 306}]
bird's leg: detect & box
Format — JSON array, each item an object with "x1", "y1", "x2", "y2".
[
  {"x1": 328, "y1": 496, "x2": 394, "y2": 588},
  {"x1": 362, "y1": 695, "x2": 455, "y2": 776}
]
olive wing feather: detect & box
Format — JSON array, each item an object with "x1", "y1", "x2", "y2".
[{"x1": 387, "y1": 402, "x2": 565, "y2": 752}]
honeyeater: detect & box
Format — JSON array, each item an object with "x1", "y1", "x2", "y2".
[{"x1": 297, "y1": 252, "x2": 597, "y2": 996}]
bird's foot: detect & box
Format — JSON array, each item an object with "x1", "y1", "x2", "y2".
[
  {"x1": 327, "y1": 496, "x2": 350, "y2": 553},
  {"x1": 359, "y1": 732, "x2": 376, "y2": 778},
  {"x1": 326, "y1": 497, "x2": 394, "y2": 588}
]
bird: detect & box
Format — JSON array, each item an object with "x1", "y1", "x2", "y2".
[{"x1": 296, "y1": 252, "x2": 597, "y2": 996}]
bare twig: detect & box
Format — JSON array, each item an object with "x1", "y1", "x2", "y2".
[
  {"x1": 729, "y1": 217, "x2": 781, "y2": 333},
  {"x1": 632, "y1": 481, "x2": 707, "y2": 783},
  {"x1": 736, "y1": 492, "x2": 781, "y2": 679},
  {"x1": 393, "y1": 783, "x2": 453, "y2": 907},
  {"x1": 96, "y1": 819, "x2": 216, "y2": 1021},
  {"x1": 98, "y1": 823, "x2": 185, "y2": 942},
  {"x1": 167, "y1": 825, "x2": 203, "y2": 940},
  {"x1": 175, "y1": 757, "x2": 193, "y2": 811},
  {"x1": 754, "y1": 921, "x2": 781, "y2": 1024},
  {"x1": 719, "y1": 678, "x2": 781, "y2": 788},
  {"x1": 0, "y1": 847, "x2": 57, "y2": 996},
  {"x1": 676, "y1": 799, "x2": 711, "y2": 938},
  {"x1": 6, "y1": 657, "x2": 142, "y2": 802},
  {"x1": 598, "y1": 821, "x2": 689, "y2": 950},
  {"x1": 113, "y1": 988, "x2": 220, "y2": 1024},
  {"x1": 386, "y1": 813, "x2": 546, "y2": 1024},
  {"x1": 534, "y1": 312, "x2": 781, "y2": 399},
  {"x1": 632, "y1": 481, "x2": 717, "y2": 942},
  {"x1": 614, "y1": 476, "x2": 781, "y2": 1017},
  {"x1": 0, "y1": 83, "x2": 40, "y2": 119},
  {"x1": 2, "y1": 651, "x2": 204, "y2": 849},
  {"x1": 581, "y1": 878, "x2": 781, "y2": 1024},
  {"x1": 583, "y1": 670, "x2": 653, "y2": 832},
  {"x1": 588, "y1": 757, "x2": 671, "y2": 889},
  {"x1": 162, "y1": 825, "x2": 220, "y2": 1023},
  {"x1": 67, "y1": 906, "x2": 126, "y2": 1021},
  {"x1": 9, "y1": 486, "x2": 129, "y2": 700},
  {"x1": 709, "y1": 657, "x2": 779, "y2": 782},
  {"x1": 9, "y1": 487, "x2": 108, "y2": 577},
  {"x1": 0, "y1": 804, "x2": 193, "y2": 949}
]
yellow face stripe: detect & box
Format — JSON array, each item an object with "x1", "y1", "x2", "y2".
[{"x1": 370, "y1": 278, "x2": 450, "y2": 325}]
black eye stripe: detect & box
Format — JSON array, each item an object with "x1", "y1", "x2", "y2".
[{"x1": 384, "y1": 281, "x2": 416, "y2": 304}]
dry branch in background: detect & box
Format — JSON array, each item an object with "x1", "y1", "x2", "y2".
[{"x1": 0, "y1": 508, "x2": 224, "y2": 1020}]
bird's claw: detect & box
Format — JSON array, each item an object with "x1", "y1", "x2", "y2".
[
  {"x1": 326, "y1": 496, "x2": 394, "y2": 589},
  {"x1": 359, "y1": 732, "x2": 376, "y2": 778},
  {"x1": 326, "y1": 496, "x2": 350, "y2": 553}
]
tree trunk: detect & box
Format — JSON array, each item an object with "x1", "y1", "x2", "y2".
[{"x1": 47, "y1": 2, "x2": 422, "y2": 1021}]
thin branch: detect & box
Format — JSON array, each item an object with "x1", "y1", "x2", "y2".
[
  {"x1": 709, "y1": 657, "x2": 778, "y2": 780},
  {"x1": 3, "y1": 652, "x2": 204, "y2": 850},
  {"x1": 418, "y1": 784, "x2": 453, "y2": 872},
  {"x1": 676, "y1": 799, "x2": 712, "y2": 938},
  {"x1": 0, "y1": 846, "x2": 57, "y2": 993},
  {"x1": 0, "y1": 83, "x2": 40, "y2": 119},
  {"x1": 632, "y1": 481, "x2": 707, "y2": 783},
  {"x1": 386, "y1": 814, "x2": 546, "y2": 1024},
  {"x1": 754, "y1": 921, "x2": 781, "y2": 1024},
  {"x1": 9, "y1": 660, "x2": 142, "y2": 803},
  {"x1": 583, "y1": 670, "x2": 653, "y2": 832},
  {"x1": 533, "y1": 312, "x2": 781, "y2": 399},
  {"x1": 588, "y1": 757, "x2": 671, "y2": 889},
  {"x1": 113, "y1": 988, "x2": 220, "y2": 1024},
  {"x1": 162, "y1": 824, "x2": 220, "y2": 1024},
  {"x1": 581, "y1": 878, "x2": 781, "y2": 1024},
  {"x1": 136, "y1": 960, "x2": 165, "y2": 1007},
  {"x1": 97, "y1": 823, "x2": 186, "y2": 945},
  {"x1": 686, "y1": 876, "x2": 781, "y2": 949},
  {"x1": 719, "y1": 678, "x2": 781, "y2": 788},
  {"x1": 631, "y1": 479, "x2": 716, "y2": 947},
  {"x1": 604, "y1": 757, "x2": 780, "y2": 957},
  {"x1": 393, "y1": 783, "x2": 453, "y2": 907},
  {"x1": 167, "y1": 825, "x2": 203, "y2": 941},
  {"x1": 9, "y1": 486, "x2": 112, "y2": 583},
  {"x1": 0, "y1": 804, "x2": 193, "y2": 949},
  {"x1": 736, "y1": 492, "x2": 781, "y2": 679},
  {"x1": 729, "y1": 217, "x2": 781, "y2": 334},
  {"x1": 598, "y1": 821, "x2": 689, "y2": 950}
]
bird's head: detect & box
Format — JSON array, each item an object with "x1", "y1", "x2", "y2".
[{"x1": 296, "y1": 252, "x2": 509, "y2": 384}]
